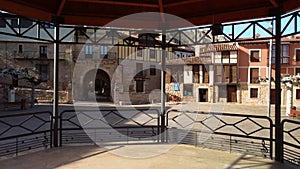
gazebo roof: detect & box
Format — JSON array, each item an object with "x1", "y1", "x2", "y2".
[{"x1": 0, "y1": 0, "x2": 300, "y2": 28}]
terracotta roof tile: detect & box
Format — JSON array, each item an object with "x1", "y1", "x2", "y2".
[
  {"x1": 167, "y1": 56, "x2": 212, "y2": 65},
  {"x1": 213, "y1": 43, "x2": 239, "y2": 51}
]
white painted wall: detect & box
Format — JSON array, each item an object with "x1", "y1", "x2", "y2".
[{"x1": 184, "y1": 65, "x2": 193, "y2": 83}]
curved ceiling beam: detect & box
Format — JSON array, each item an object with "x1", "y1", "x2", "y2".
[
  {"x1": 269, "y1": 0, "x2": 279, "y2": 8},
  {"x1": 68, "y1": 0, "x2": 158, "y2": 8},
  {"x1": 57, "y1": 0, "x2": 67, "y2": 16},
  {"x1": 158, "y1": 0, "x2": 165, "y2": 23}
]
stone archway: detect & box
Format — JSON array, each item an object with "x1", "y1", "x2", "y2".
[
  {"x1": 95, "y1": 69, "x2": 111, "y2": 101},
  {"x1": 82, "y1": 69, "x2": 111, "y2": 102}
]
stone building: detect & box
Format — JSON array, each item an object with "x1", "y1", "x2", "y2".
[
  {"x1": 238, "y1": 37, "x2": 300, "y2": 106},
  {"x1": 166, "y1": 43, "x2": 238, "y2": 103},
  {"x1": 72, "y1": 31, "x2": 174, "y2": 104},
  {"x1": 0, "y1": 16, "x2": 73, "y2": 105}
]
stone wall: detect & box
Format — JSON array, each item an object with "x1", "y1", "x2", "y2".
[
  {"x1": 117, "y1": 91, "x2": 161, "y2": 105},
  {"x1": 166, "y1": 83, "x2": 213, "y2": 102},
  {"x1": 238, "y1": 83, "x2": 286, "y2": 105},
  {"x1": 0, "y1": 86, "x2": 68, "y2": 104}
]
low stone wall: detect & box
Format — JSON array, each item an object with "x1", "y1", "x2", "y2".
[
  {"x1": 117, "y1": 91, "x2": 161, "y2": 105},
  {"x1": 1, "y1": 87, "x2": 69, "y2": 104}
]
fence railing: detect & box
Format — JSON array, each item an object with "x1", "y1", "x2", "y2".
[
  {"x1": 166, "y1": 109, "x2": 273, "y2": 159},
  {"x1": 1, "y1": 107, "x2": 300, "y2": 167},
  {"x1": 59, "y1": 108, "x2": 160, "y2": 146},
  {"x1": 282, "y1": 119, "x2": 300, "y2": 166},
  {"x1": 0, "y1": 111, "x2": 53, "y2": 157}
]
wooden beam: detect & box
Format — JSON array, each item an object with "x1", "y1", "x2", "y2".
[
  {"x1": 68, "y1": 0, "x2": 158, "y2": 8},
  {"x1": 165, "y1": 0, "x2": 205, "y2": 8},
  {"x1": 57, "y1": 0, "x2": 67, "y2": 16},
  {"x1": 269, "y1": 0, "x2": 279, "y2": 8},
  {"x1": 0, "y1": 0, "x2": 52, "y2": 22}
]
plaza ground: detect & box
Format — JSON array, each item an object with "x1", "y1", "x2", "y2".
[{"x1": 0, "y1": 144, "x2": 298, "y2": 169}]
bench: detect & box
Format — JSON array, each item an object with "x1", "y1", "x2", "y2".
[{"x1": 3, "y1": 100, "x2": 26, "y2": 110}]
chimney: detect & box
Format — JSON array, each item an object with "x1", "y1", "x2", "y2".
[{"x1": 255, "y1": 33, "x2": 261, "y2": 38}]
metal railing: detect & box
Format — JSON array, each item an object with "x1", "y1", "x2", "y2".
[
  {"x1": 166, "y1": 109, "x2": 273, "y2": 159},
  {"x1": 59, "y1": 108, "x2": 160, "y2": 146},
  {"x1": 282, "y1": 119, "x2": 300, "y2": 166},
  {"x1": 0, "y1": 111, "x2": 52, "y2": 157},
  {"x1": 1, "y1": 108, "x2": 300, "y2": 167}
]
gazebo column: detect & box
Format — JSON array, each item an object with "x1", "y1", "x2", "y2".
[
  {"x1": 274, "y1": 10, "x2": 283, "y2": 162},
  {"x1": 161, "y1": 31, "x2": 166, "y2": 142},
  {"x1": 53, "y1": 18, "x2": 60, "y2": 147}
]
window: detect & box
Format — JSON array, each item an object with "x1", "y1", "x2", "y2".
[
  {"x1": 137, "y1": 47, "x2": 142, "y2": 57},
  {"x1": 296, "y1": 49, "x2": 300, "y2": 61},
  {"x1": 215, "y1": 65, "x2": 237, "y2": 83},
  {"x1": 271, "y1": 44, "x2": 290, "y2": 64},
  {"x1": 272, "y1": 45, "x2": 290, "y2": 57},
  {"x1": 36, "y1": 64, "x2": 49, "y2": 81},
  {"x1": 150, "y1": 49, "x2": 156, "y2": 59},
  {"x1": 203, "y1": 65, "x2": 209, "y2": 83},
  {"x1": 136, "y1": 63, "x2": 143, "y2": 76},
  {"x1": 40, "y1": 46, "x2": 47, "y2": 58},
  {"x1": 193, "y1": 65, "x2": 199, "y2": 83},
  {"x1": 183, "y1": 84, "x2": 193, "y2": 96},
  {"x1": 282, "y1": 44, "x2": 289, "y2": 57},
  {"x1": 85, "y1": 45, "x2": 93, "y2": 58},
  {"x1": 250, "y1": 50, "x2": 260, "y2": 62},
  {"x1": 215, "y1": 65, "x2": 223, "y2": 83},
  {"x1": 150, "y1": 65, "x2": 156, "y2": 75},
  {"x1": 136, "y1": 80, "x2": 144, "y2": 93},
  {"x1": 296, "y1": 89, "x2": 300, "y2": 99},
  {"x1": 296, "y1": 68, "x2": 300, "y2": 75},
  {"x1": 250, "y1": 88, "x2": 258, "y2": 98},
  {"x1": 18, "y1": 44, "x2": 23, "y2": 53},
  {"x1": 222, "y1": 51, "x2": 230, "y2": 59},
  {"x1": 100, "y1": 45, "x2": 108, "y2": 58},
  {"x1": 250, "y1": 68, "x2": 259, "y2": 83}
]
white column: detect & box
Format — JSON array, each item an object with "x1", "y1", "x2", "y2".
[
  {"x1": 286, "y1": 82, "x2": 293, "y2": 116},
  {"x1": 199, "y1": 65, "x2": 203, "y2": 83}
]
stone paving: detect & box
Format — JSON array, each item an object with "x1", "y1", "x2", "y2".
[{"x1": 0, "y1": 144, "x2": 298, "y2": 169}]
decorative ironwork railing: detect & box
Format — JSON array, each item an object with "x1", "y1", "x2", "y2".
[
  {"x1": 166, "y1": 109, "x2": 273, "y2": 159},
  {"x1": 60, "y1": 108, "x2": 160, "y2": 146},
  {"x1": 0, "y1": 111, "x2": 52, "y2": 157},
  {"x1": 282, "y1": 119, "x2": 300, "y2": 166}
]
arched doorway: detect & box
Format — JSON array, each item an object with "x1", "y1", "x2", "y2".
[
  {"x1": 83, "y1": 69, "x2": 111, "y2": 102},
  {"x1": 95, "y1": 69, "x2": 111, "y2": 102}
]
